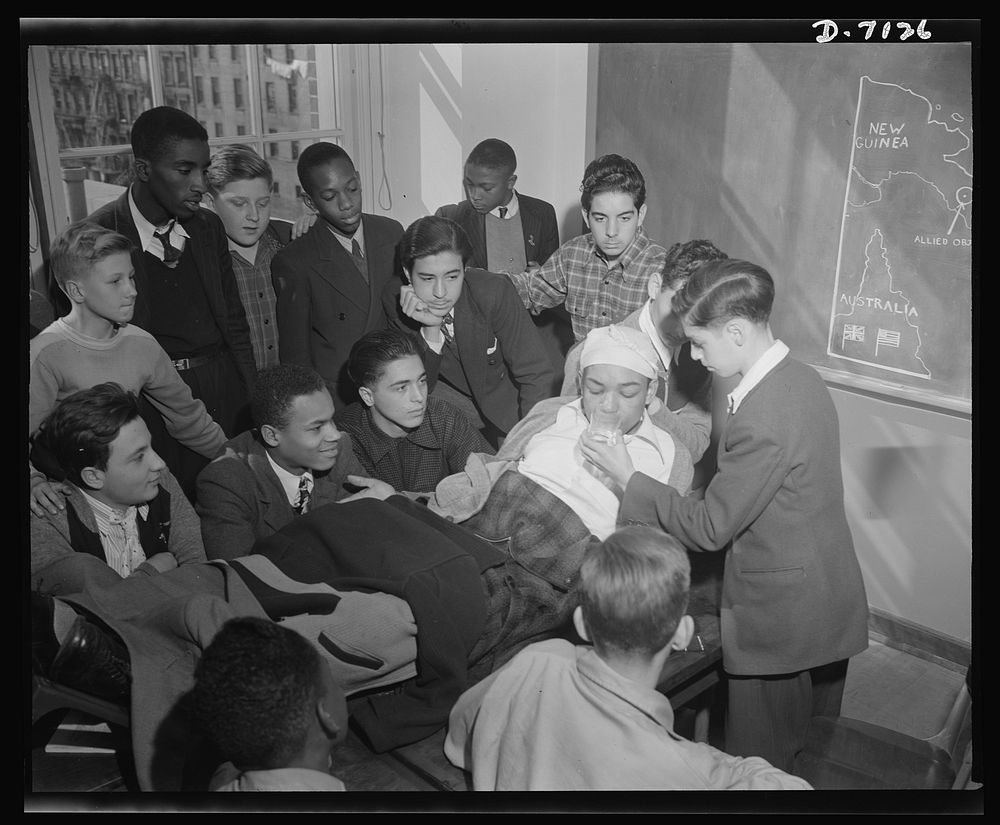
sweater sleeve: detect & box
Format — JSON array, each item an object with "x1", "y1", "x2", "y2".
[
  {"x1": 142, "y1": 341, "x2": 227, "y2": 458},
  {"x1": 161, "y1": 469, "x2": 207, "y2": 565}
]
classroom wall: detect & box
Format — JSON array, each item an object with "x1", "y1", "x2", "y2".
[
  {"x1": 593, "y1": 42, "x2": 973, "y2": 644},
  {"x1": 832, "y1": 389, "x2": 972, "y2": 643},
  {"x1": 369, "y1": 43, "x2": 592, "y2": 236}
]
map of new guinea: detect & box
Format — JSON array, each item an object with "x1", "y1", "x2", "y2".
[{"x1": 828, "y1": 76, "x2": 972, "y2": 399}]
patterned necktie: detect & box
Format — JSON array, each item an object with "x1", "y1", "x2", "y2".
[
  {"x1": 293, "y1": 475, "x2": 311, "y2": 515},
  {"x1": 351, "y1": 238, "x2": 369, "y2": 283},
  {"x1": 498, "y1": 206, "x2": 508, "y2": 219},
  {"x1": 441, "y1": 313, "x2": 455, "y2": 345},
  {"x1": 153, "y1": 223, "x2": 182, "y2": 267}
]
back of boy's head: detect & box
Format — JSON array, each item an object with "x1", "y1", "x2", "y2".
[
  {"x1": 130, "y1": 106, "x2": 208, "y2": 163},
  {"x1": 36, "y1": 382, "x2": 140, "y2": 487},
  {"x1": 347, "y1": 328, "x2": 421, "y2": 390},
  {"x1": 466, "y1": 138, "x2": 517, "y2": 176},
  {"x1": 49, "y1": 221, "x2": 133, "y2": 293},
  {"x1": 251, "y1": 364, "x2": 327, "y2": 431},
  {"x1": 580, "y1": 154, "x2": 646, "y2": 212},
  {"x1": 577, "y1": 525, "x2": 690, "y2": 658},
  {"x1": 296, "y1": 141, "x2": 354, "y2": 190},
  {"x1": 660, "y1": 240, "x2": 728, "y2": 291},
  {"x1": 206, "y1": 143, "x2": 274, "y2": 192},
  {"x1": 672, "y1": 258, "x2": 774, "y2": 328},
  {"x1": 193, "y1": 617, "x2": 325, "y2": 771}
]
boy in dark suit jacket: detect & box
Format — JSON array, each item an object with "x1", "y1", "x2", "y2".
[
  {"x1": 436, "y1": 138, "x2": 569, "y2": 394},
  {"x1": 581, "y1": 259, "x2": 869, "y2": 774},
  {"x1": 271, "y1": 142, "x2": 404, "y2": 408},
  {"x1": 435, "y1": 138, "x2": 559, "y2": 275},
  {"x1": 382, "y1": 216, "x2": 555, "y2": 447},
  {"x1": 86, "y1": 106, "x2": 257, "y2": 498}
]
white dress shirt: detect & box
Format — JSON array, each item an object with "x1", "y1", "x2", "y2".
[
  {"x1": 81, "y1": 490, "x2": 150, "y2": 577},
  {"x1": 727, "y1": 339, "x2": 790, "y2": 414},
  {"x1": 127, "y1": 186, "x2": 190, "y2": 261},
  {"x1": 266, "y1": 452, "x2": 314, "y2": 508}
]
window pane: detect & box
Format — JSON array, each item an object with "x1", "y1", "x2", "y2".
[
  {"x1": 188, "y1": 44, "x2": 251, "y2": 137},
  {"x1": 152, "y1": 45, "x2": 196, "y2": 118},
  {"x1": 258, "y1": 44, "x2": 338, "y2": 134},
  {"x1": 60, "y1": 153, "x2": 133, "y2": 219},
  {"x1": 45, "y1": 46, "x2": 151, "y2": 151}
]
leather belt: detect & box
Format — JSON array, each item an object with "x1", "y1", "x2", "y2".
[{"x1": 171, "y1": 352, "x2": 221, "y2": 371}]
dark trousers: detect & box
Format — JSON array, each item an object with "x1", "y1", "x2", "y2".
[
  {"x1": 724, "y1": 658, "x2": 850, "y2": 773},
  {"x1": 141, "y1": 350, "x2": 250, "y2": 503}
]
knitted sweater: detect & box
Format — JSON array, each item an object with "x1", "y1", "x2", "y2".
[{"x1": 29, "y1": 318, "x2": 225, "y2": 458}]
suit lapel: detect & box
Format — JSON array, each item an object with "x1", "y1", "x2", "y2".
[
  {"x1": 185, "y1": 211, "x2": 215, "y2": 305},
  {"x1": 452, "y1": 283, "x2": 490, "y2": 392},
  {"x1": 360, "y1": 215, "x2": 392, "y2": 323},
  {"x1": 248, "y1": 442, "x2": 296, "y2": 535},
  {"x1": 314, "y1": 224, "x2": 370, "y2": 312},
  {"x1": 518, "y1": 198, "x2": 541, "y2": 263}
]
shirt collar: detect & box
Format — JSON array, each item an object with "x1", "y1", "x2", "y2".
[
  {"x1": 265, "y1": 451, "x2": 314, "y2": 506},
  {"x1": 128, "y1": 186, "x2": 190, "y2": 255},
  {"x1": 228, "y1": 224, "x2": 280, "y2": 264},
  {"x1": 328, "y1": 220, "x2": 365, "y2": 256},
  {"x1": 638, "y1": 300, "x2": 676, "y2": 370},
  {"x1": 587, "y1": 225, "x2": 650, "y2": 277},
  {"x1": 80, "y1": 488, "x2": 149, "y2": 527},
  {"x1": 489, "y1": 190, "x2": 520, "y2": 219},
  {"x1": 362, "y1": 405, "x2": 442, "y2": 462},
  {"x1": 577, "y1": 647, "x2": 681, "y2": 739},
  {"x1": 727, "y1": 339, "x2": 790, "y2": 414}
]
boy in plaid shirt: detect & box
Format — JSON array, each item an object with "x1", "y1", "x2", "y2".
[{"x1": 507, "y1": 154, "x2": 668, "y2": 343}]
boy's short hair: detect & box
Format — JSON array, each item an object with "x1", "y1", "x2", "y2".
[
  {"x1": 296, "y1": 141, "x2": 354, "y2": 191},
  {"x1": 577, "y1": 525, "x2": 690, "y2": 658},
  {"x1": 49, "y1": 221, "x2": 134, "y2": 292},
  {"x1": 660, "y1": 240, "x2": 728, "y2": 291},
  {"x1": 251, "y1": 364, "x2": 328, "y2": 431},
  {"x1": 347, "y1": 328, "x2": 422, "y2": 390},
  {"x1": 35, "y1": 382, "x2": 141, "y2": 487},
  {"x1": 466, "y1": 138, "x2": 517, "y2": 176},
  {"x1": 131, "y1": 106, "x2": 208, "y2": 163},
  {"x1": 193, "y1": 617, "x2": 325, "y2": 770},
  {"x1": 672, "y1": 258, "x2": 775, "y2": 328},
  {"x1": 399, "y1": 215, "x2": 474, "y2": 273},
  {"x1": 206, "y1": 143, "x2": 274, "y2": 192},
  {"x1": 580, "y1": 154, "x2": 646, "y2": 212}
]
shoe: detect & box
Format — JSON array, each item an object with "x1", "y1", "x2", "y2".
[
  {"x1": 30, "y1": 592, "x2": 61, "y2": 675},
  {"x1": 49, "y1": 615, "x2": 132, "y2": 705}
]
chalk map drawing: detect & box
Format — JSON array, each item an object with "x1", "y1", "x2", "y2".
[{"x1": 828, "y1": 76, "x2": 972, "y2": 389}]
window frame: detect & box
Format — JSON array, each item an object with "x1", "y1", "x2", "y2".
[{"x1": 28, "y1": 43, "x2": 366, "y2": 244}]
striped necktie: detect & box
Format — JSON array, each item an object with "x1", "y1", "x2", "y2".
[
  {"x1": 153, "y1": 223, "x2": 182, "y2": 266},
  {"x1": 293, "y1": 475, "x2": 312, "y2": 515}
]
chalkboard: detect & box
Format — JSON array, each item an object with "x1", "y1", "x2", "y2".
[{"x1": 595, "y1": 42, "x2": 973, "y2": 414}]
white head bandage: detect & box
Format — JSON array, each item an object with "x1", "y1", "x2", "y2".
[{"x1": 579, "y1": 324, "x2": 659, "y2": 380}]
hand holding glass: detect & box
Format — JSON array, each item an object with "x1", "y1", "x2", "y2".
[{"x1": 587, "y1": 409, "x2": 623, "y2": 444}]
